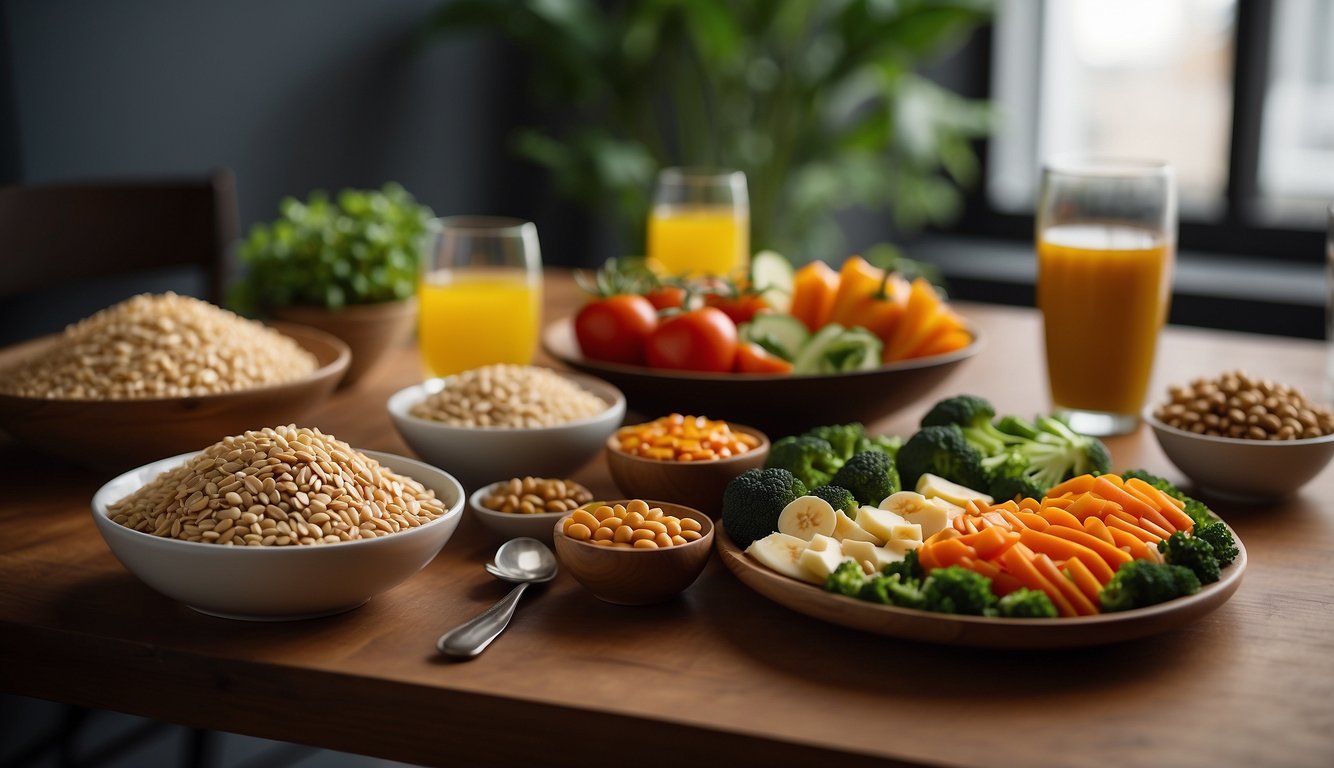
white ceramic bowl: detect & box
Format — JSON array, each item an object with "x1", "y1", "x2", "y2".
[
  {"x1": 1145, "y1": 411, "x2": 1334, "y2": 502},
  {"x1": 91, "y1": 450, "x2": 465, "y2": 620},
  {"x1": 468, "y1": 481, "x2": 576, "y2": 542},
  {"x1": 387, "y1": 371, "x2": 626, "y2": 492}
]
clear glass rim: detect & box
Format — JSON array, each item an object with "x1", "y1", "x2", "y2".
[
  {"x1": 1042, "y1": 156, "x2": 1173, "y2": 180},
  {"x1": 433, "y1": 216, "x2": 534, "y2": 236},
  {"x1": 657, "y1": 167, "x2": 746, "y2": 186}
]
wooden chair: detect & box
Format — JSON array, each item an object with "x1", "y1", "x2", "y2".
[{"x1": 0, "y1": 169, "x2": 238, "y2": 342}]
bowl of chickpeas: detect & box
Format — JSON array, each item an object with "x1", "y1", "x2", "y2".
[
  {"x1": 387, "y1": 364, "x2": 626, "y2": 491},
  {"x1": 553, "y1": 499, "x2": 715, "y2": 605},
  {"x1": 605, "y1": 415, "x2": 770, "y2": 517},
  {"x1": 469, "y1": 476, "x2": 596, "y2": 541},
  {"x1": 1146, "y1": 371, "x2": 1334, "y2": 502}
]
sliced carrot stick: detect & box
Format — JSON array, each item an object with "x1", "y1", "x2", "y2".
[
  {"x1": 1107, "y1": 527, "x2": 1153, "y2": 561},
  {"x1": 1120, "y1": 480, "x2": 1163, "y2": 511},
  {"x1": 918, "y1": 542, "x2": 942, "y2": 572},
  {"x1": 1082, "y1": 515, "x2": 1116, "y2": 545},
  {"x1": 1018, "y1": 497, "x2": 1042, "y2": 513},
  {"x1": 998, "y1": 509, "x2": 1030, "y2": 531},
  {"x1": 925, "y1": 527, "x2": 961, "y2": 545},
  {"x1": 1014, "y1": 512, "x2": 1050, "y2": 531},
  {"x1": 1067, "y1": 493, "x2": 1110, "y2": 521},
  {"x1": 959, "y1": 526, "x2": 1020, "y2": 560},
  {"x1": 927, "y1": 537, "x2": 978, "y2": 568},
  {"x1": 952, "y1": 515, "x2": 970, "y2": 534},
  {"x1": 1106, "y1": 507, "x2": 1138, "y2": 525},
  {"x1": 1099, "y1": 473, "x2": 1125, "y2": 486},
  {"x1": 1092, "y1": 476, "x2": 1159, "y2": 523},
  {"x1": 1018, "y1": 528, "x2": 1115, "y2": 583},
  {"x1": 1137, "y1": 515, "x2": 1173, "y2": 540},
  {"x1": 959, "y1": 556, "x2": 1025, "y2": 597},
  {"x1": 974, "y1": 516, "x2": 995, "y2": 530},
  {"x1": 982, "y1": 511, "x2": 1010, "y2": 529},
  {"x1": 1033, "y1": 553, "x2": 1098, "y2": 615},
  {"x1": 1001, "y1": 544, "x2": 1078, "y2": 618},
  {"x1": 1104, "y1": 514, "x2": 1163, "y2": 543},
  {"x1": 1044, "y1": 525, "x2": 1135, "y2": 571},
  {"x1": 962, "y1": 516, "x2": 980, "y2": 535},
  {"x1": 1046, "y1": 474, "x2": 1097, "y2": 497},
  {"x1": 1064, "y1": 556, "x2": 1106, "y2": 602},
  {"x1": 1041, "y1": 496, "x2": 1074, "y2": 510},
  {"x1": 964, "y1": 499, "x2": 990, "y2": 516},
  {"x1": 1126, "y1": 479, "x2": 1196, "y2": 532},
  {"x1": 993, "y1": 499, "x2": 1022, "y2": 515},
  {"x1": 1039, "y1": 506, "x2": 1082, "y2": 530}
]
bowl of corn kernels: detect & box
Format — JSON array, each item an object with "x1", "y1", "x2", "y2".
[
  {"x1": 468, "y1": 476, "x2": 596, "y2": 541},
  {"x1": 605, "y1": 414, "x2": 769, "y2": 517},
  {"x1": 1146, "y1": 370, "x2": 1334, "y2": 502}
]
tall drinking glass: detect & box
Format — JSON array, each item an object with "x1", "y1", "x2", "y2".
[
  {"x1": 1326, "y1": 203, "x2": 1334, "y2": 403},
  {"x1": 418, "y1": 217, "x2": 542, "y2": 377},
  {"x1": 646, "y1": 168, "x2": 749, "y2": 279},
  {"x1": 1036, "y1": 158, "x2": 1176, "y2": 436}
]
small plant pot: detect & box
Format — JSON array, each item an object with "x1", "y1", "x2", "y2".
[{"x1": 271, "y1": 297, "x2": 417, "y2": 387}]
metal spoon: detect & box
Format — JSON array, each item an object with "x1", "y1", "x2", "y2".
[{"x1": 436, "y1": 537, "x2": 558, "y2": 659}]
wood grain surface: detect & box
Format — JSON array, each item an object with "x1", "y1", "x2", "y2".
[{"x1": 2, "y1": 270, "x2": 1332, "y2": 768}]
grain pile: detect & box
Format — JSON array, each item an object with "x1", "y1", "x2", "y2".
[
  {"x1": 0, "y1": 293, "x2": 317, "y2": 400},
  {"x1": 108, "y1": 425, "x2": 446, "y2": 545},
  {"x1": 410, "y1": 364, "x2": 607, "y2": 428}
]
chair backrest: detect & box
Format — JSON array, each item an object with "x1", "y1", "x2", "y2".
[{"x1": 0, "y1": 169, "x2": 237, "y2": 303}]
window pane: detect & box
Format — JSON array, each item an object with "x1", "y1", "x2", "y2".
[
  {"x1": 1257, "y1": 0, "x2": 1334, "y2": 227},
  {"x1": 989, "y1": 0, "x2": 1236, "y2": 218}
]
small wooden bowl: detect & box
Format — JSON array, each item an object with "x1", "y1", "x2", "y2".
[
  {"x1": 552, "y1": 501, "x2": 714, "y2": 605},
  {"x1": 605, "y1": 423, "x2": 769, "y2": 518}
]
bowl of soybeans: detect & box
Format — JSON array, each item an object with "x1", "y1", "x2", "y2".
[
  {"x1": 469, "y1": 476, "x2": 596, "y2": 541},
  {"x1": 1146, "y1": 370, "x2": 1334, "y2": 502},
  {"x1": 552, "y1": 499, "x2": 714, "y2": 605}
]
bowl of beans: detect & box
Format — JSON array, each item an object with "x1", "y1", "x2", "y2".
[
  {"x1": 605, "y1": 414, "x2": 769, "y2": 517},
  {"x1": 1146, "y1": 370, "x2": 1334, "y2": 502},
  {"x1": 552, "y1": 499, "x2": 714, "y2": 605},
  {"x1": 90, "y1": 425, "x2": 465, "y2": 620},
  {"x1": 469, "y1": 476, "x2": 596, "y2": 541},
  {"x1": 386, "y1": 364, "x2": 626, "y2": 491},
  {"x1": 0, "y1": 293, "x2": 350, "y2": 473}
]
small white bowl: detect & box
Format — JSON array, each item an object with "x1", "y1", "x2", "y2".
[
  {"x1": 1145, "y1": 411, "x2": 1334, "y2": 502},
  {"x1": 468, "y1": 481, "x2": 582, "y2": 542},
  {"x1": 387, "y1": 370, "x2": 626, "y2": 492},
  {"x1": 91, "y1": 450, "x2": 465, "y2": 621}
]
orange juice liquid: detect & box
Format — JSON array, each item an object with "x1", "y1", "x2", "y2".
[
  {"x1": 646, "y1": 204, "x2": 748, "y2": 279},
  {"x1": 418, "y1": 270, "x2": 541, "y2": 377},
  {"x1": 1037, "y1": 224, "x2": 1174, "y2": 415}
]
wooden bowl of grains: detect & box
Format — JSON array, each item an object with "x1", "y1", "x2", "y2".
[
  {"x1": 0, "y1": 293, "x2": 350, "y2": 474},
  {"x1": 387, "y1": 364, "x2": 626, "y2": 492}
]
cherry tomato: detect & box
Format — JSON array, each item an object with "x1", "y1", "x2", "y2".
[
  {"x1": 733, "y1": 341, "x2": 794, "y2": 374},
  {"x1": 645, "y1": 284, "x2": 687, "y2": 311},
  {"x1": 704, "y1": 292, "x2": 769, "y2": 325},
  {"x1": 574, "y1": 294, "x2": 658, "y2": 365},
  {"x1": 645, "y1": 307, "x2": 738, "y2": 373}
]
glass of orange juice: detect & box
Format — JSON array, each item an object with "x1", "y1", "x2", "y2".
[
  {"x1": 1036, "y1": 158, "x2": 1176, "y2": 436},
  {"x1": 418, "y1": 217, "x2": 542, "y2": 377},
  {"x1": 647, "y1": 168, "x2": 749, "y2": 279}
]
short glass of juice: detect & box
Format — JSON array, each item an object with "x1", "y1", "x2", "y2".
[
  {"x1": 1036, "y1": 158, "x2": 1177, "y2": 436},
  {"x1": 647, "y1": 168, "x2": 749, "y2": 280},
  {"x1": 418, "y1": 217, "x2": 542, "y2": 377}
]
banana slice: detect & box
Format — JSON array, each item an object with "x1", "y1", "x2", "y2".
[
  {"x1": 856, "y1": 505, "x2": 908, "y2": 542},
  {"x1": 746, "y1": 532, "x2": 817, "y2": 583},
  {"x1": 833, "y1": 509, "x2": 883, "y2": 545},
  {"x1": 777, "y1": 496, "x2": 837, "y2": 541},
  {"x1": 917, "y1": 472, "x2": 993, "y2": 507},
  {"x1": 842, "y1": 539, "x2": 907, "y2": 573},
  {"x1": 799, "y1": 534, "x2": 851, "y2": 582},
  {"x1": 884, "y1": 537, "x2": 922, "y2": 556},
  {"x1": 889, "y1": 522, "x2": 924, "y2": 543}
]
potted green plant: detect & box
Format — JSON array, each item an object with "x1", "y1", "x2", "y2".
[{"x1": 232, "y1": 183, "x2": 436, "y2": 386}]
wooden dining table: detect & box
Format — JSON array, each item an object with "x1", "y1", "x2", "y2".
[{"x1": 2, "y1": 270, "x2": 1332, "y2": 768}]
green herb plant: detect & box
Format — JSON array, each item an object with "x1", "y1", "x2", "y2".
[
  {"x1": 232, "y1": 184, "x2": 436, "y2": 313},
  {"x1": 420, "y1": 0, "x2": 993, "y2": 264}
]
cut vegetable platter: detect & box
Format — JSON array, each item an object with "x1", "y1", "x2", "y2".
[{"x1": 715, "y1": 523, "x2": 1246, "y2": 649}]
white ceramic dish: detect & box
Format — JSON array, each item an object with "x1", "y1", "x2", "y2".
[
  {"x1": 468, "y1": 481, "x2": 572, "y2": 542},
  {"x1": 1145, "y1": 410, "x2": 1334, "y2": 502},
  {"x1": 91, "y1": 450, "x2": 465, "y2": 621},
  {"x1": 386, "y1": 370, "x2": 626, "y2": 492}
]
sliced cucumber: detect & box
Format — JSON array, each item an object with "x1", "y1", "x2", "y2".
[
  {"x1": 791, "y1": 323, "x2": 847, "y2": 375},
  {"x1": 791, "y1": 325, "x2": 883, "y2": 375},
  {"x1": 739, "y1": 313, "x2": 810, "y2": 361},
  {"x1": 750, "y1": 250, "x2": 794, "y2": 313}
]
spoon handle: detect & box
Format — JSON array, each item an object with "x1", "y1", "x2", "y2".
[{"x1": 436, "y1": 583, "x2": 530, "y2": 658}]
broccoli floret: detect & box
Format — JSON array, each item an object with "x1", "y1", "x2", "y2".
[
  {"x1": 997, "y1": 588, "x2": 1059, "y2": 618},
  {"x1": 764, "y1": 435, "x2": 842, "y2": 489},
  {"x1": 810, "y1": 484, "x2": 858, "y2": 518},
  {"x1": 1120, "y1": 469, "x2": 1214, "y2": 528},
  {"x1": 921, "y1": 565, "x2": 998, "y2": 616},
  {"x1": 858, "y1": 433, "x2": 903, "y2": 458},
  {"x1": 829, "y1": 450, "x2": 901, "y2": 507},
  {"x1": 986, "y1": 416, "x2": 1112, "y2": 495},
  {"x1": 881, "y1": 548, "x2": 923, "y2": 582},
  {"x1": 721, "y1": 468, "x2": 809, "y2": 549},
  {"x1": 922, "y1": 394, "x2": 1026, "y2": 457},
  {"x1": 824, "y1": 560, "x2": 868, "y2": 597},
  {"x1": 985, "y1": 452, "x2": 1048, "y2": 501},
  {"x1": 1158, "y1": 531, "x2": 1222, "y2": 584},
  {"x1": 805, "y1": 423, "x2": 868, "y2": 462},
  {"x1": 858, "y1": 572, "x2": 926, "y2": 609},
  {"x1": 1099, "y1": 560, "x2": 1201, "y2": 612},
  {"x1": 896, "y1": 425, "x2": 988, "y2": 491},
  {"x1": 1193, "y1": 521, "x2": 1239, "y2": 568}
]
